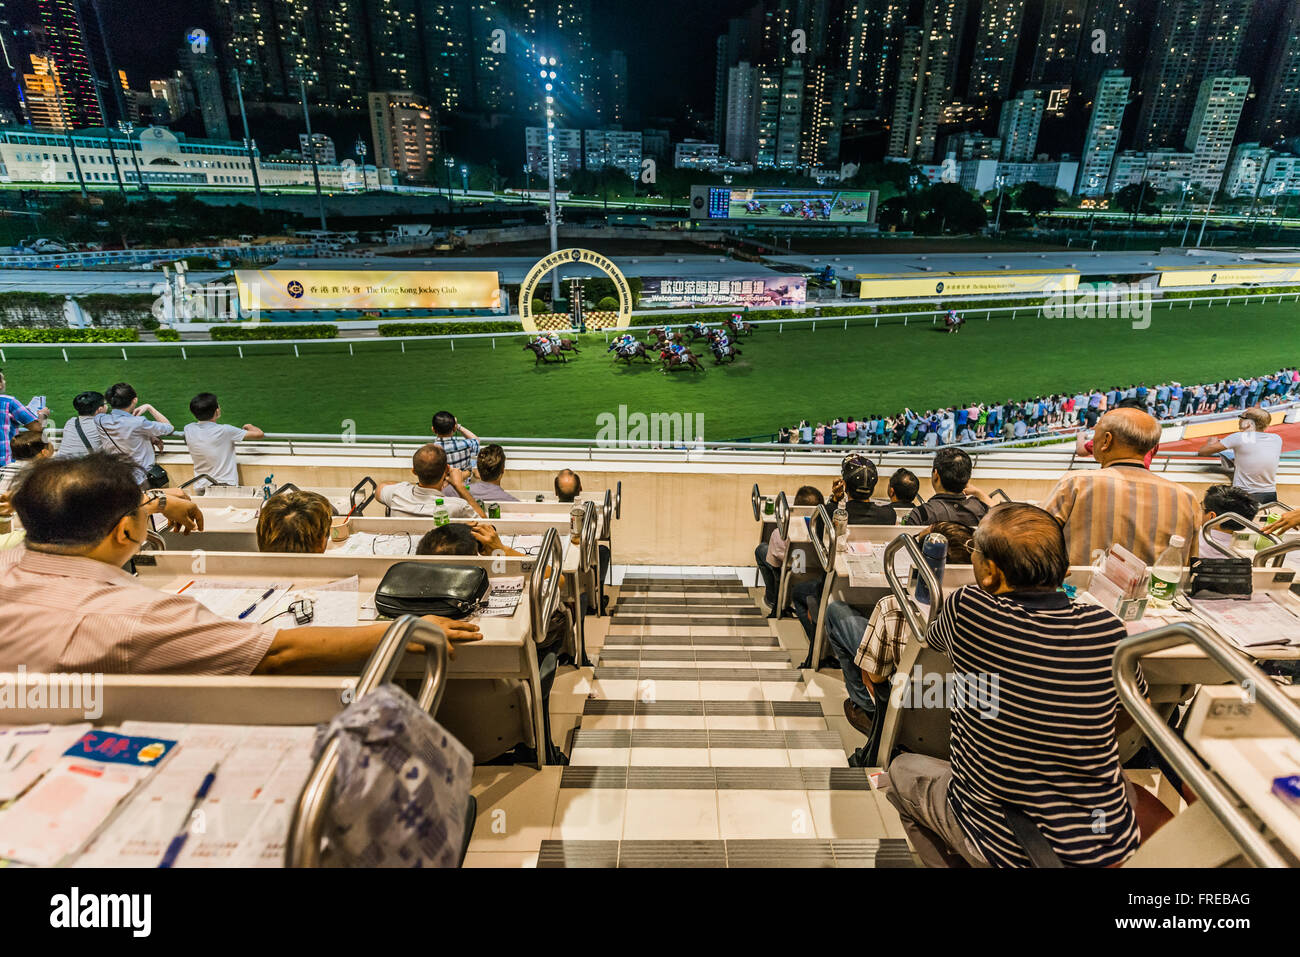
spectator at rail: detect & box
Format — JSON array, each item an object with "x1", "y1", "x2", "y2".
[
  {"x1": 826, "y1": 522, "x2": 975, "y2": 739},
  {"x1": 52, "y1": 391, "x2": 106, "y2": 460},
  {"x1": 905, "y1": 448, "x2": 990, "y2": 529},
  {"x1": 887, "y1": 468, "x2": 920, "y2": 515},
  {"x1": 0, "y1": 430, "x2": 52, "y2": 494},
  {"x1": 1197, "y1": 407, "x2": 1282, "y2": 506},
  {"x1": 377, "y1": 444, "x2": 485, "y2": 519},
  {"x1": 183, "y1": 392, "x2": 265, "y2": 487},
  {"x1": 755, "y1": 485, "x2": 824, "y2": 617},
  {"x1": 0, "y1": 453, "x2": 481, "y2": 675},
  {"x1": 467, "y1": 443, "x2": 517, "y2": 502},
  {"x1": 95, "y1": 382, "x2": 173, "y2": 487},
  {"x1": 1043, "y1": 408, "x2": 1200, "y2": 566},
  {"x1": 430, "y1": 410, "x2": 480, "y2": 471},
  {"x1": 0, "y1": 369, "x2": 45, "y2": 468},
  {"x1": 881, "y1": 503, "x2": 1144, "y2": 868},
  {"x1": 1199, "y1": 484, "x2": 1261, "y2": 557},
  {"x1": 257, "y1": 490, "x2": 333, "y2": 554}
]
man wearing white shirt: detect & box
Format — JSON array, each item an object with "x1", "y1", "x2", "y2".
[
  {"x1": 1198, "y1": 408, "x2": 1283, "y2": 505},
  {"x1": 52, "y1": 391, "x2": 107, "y2": 460},
  {"x1": 376, "y1": 444, "x2": 486, "y2": 518},
  {"x1": 94, "y1": 383, "x2": 173, "y2": 486},
  {"x1": 182, "y1": 392, "x2": 264, "y2": 487}
]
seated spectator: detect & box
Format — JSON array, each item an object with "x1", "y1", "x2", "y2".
[
  {"x1": 905, "y1": 448, "x2": 990, "y2": 528},
  {"x1": 1043, "y1": 408, "x2": 1200, "y2": 566},
  {"x1": 95, "y1": 382, "x2": 173, "y2": 487},
  {"x1": 1199, "y1": 484, "x2": 1260, "y2": 556},
  {"x1": 417, "y1": 521, "x2": 524, "y2": 559},
  {"x1": 755, "y1": 485, "x2": 823, "y2": 616},
  {"x1": 257, "y1": 490, "x2": 333, "y2": 554},
  {"x1": 826, "y1": 522, "x2": 975, "y2": 737},
  {"x1": 881, "y1": 503, "x2": 1144, "y2": 868},
  {"x1": 555, "y1": 469, "x2": 582, "y2": 502},
  {"x1": 1197, "y1": 407, "x2": 1282, "y2": 506},
  {"x1": 469, "y1": 444, "x2": 518, "y2": 502},
  {"x1": 52, "y1": 391, "x2": 106, "y2": 460},
  {"x1": 377, "y1": 444, "x2": 485, "y2": 518},
  {"x1": 430, "y1": 410, "x2": 479, "y2": 471},
  {"x1": 0, "y1": 369, "x2": 46, "y2": 468},
  {"x1": 183, "y1": 392, "x2": 264, "y2": 487},
  {"x1": 0, "y1": 430, "x2": 52, "y2": 493},
  {"x1": 887, "y1": 468, "x2": 920, "y2": 515},
  {"x1": 0, "y1": 453, "x2": 480, "y2": 674}
]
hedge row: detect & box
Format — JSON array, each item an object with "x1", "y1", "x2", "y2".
[
  {"x1": 0, "y1": 327, "x2": 139, "y2": 343},
  {"x1": 210, "y1": 324, "x2": 338, "y2": 340},
  {"x1": 155, "y1": 329, "x2": 181, "y2": 341},
  {"x1": 378, "y1": 320, "x2": 524, "y2": 337},
  {"x1": 1160, "y1": 284, "x2": 1300, "y2": 300}
]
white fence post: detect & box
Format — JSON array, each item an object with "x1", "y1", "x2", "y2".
[
  {"x1": 238, "y1": 346, "x2": 244, "y2": 358},
  {"x1": 62, "y1": 348, "x2": 68, "y2": 362},
  {"x1": 294, "y1": 344, "x2": 300, "y2": 357},
  {"x1": 348, "y1": 343, "x2": 353, "y2": 356},
  {"x1": 401, "y1": 341, "x2": 405, "y2": 353},
  {"x1": 181, "y1": 347, "x2": 187, "y2": 360},
  {"x1": 450, "y1": 339, "x2": 455, "y2": 351},
  {"x1": 121, "y1": 348, "x2": 127, "y2": 361}
]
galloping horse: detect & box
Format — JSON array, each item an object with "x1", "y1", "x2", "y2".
[
  {"x1": 524, "y1": 336, "x2": 581, "y2": 364},
  {"x1": 660, "y1": 345, "x2": 703, "y2": 373},
  {"x1": 647, "y1": 326, "x2": 683, "y2": 347},
  {"x1": 706, "y1": 330, "x2": 742, "y2": 364},
  {"x1": 685, "y1": 321, "x2": 711, "y2": 343},
  {"x1": 607, "y1": 336, "x2": 651, "y2": 364},
  {"x1": 725, "y1": 315, "x2": 755, "y2": 337}
]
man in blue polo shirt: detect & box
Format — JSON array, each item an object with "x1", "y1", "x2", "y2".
[{"x1": 0, "y1": 370, "x2": 46, "y2": 467}]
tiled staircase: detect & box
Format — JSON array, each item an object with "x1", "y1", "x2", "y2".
[{"x1": 529, "y1": 571, "x2": 916, "y2": 867}]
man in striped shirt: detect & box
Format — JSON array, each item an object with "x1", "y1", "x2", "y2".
[
  {"x1": 881, "y1": 503, "x2": 1145, "y2": 868},
  {"x1": 1043, "y1": 408, "x2": 1200, "y2": 566}
]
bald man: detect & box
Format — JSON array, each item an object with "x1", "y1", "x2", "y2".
[
  {"x1": 1043, "y1": 408, "x2": 1200, "y2": 566},
  {"x1": 376, "y1": 443, "x2": 486, "y2": 518}
]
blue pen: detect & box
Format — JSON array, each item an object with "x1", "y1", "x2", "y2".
[
  {"x1": 237, "y1": 586, "x2": 279, "y2": 620},
  {"x1": 158, "y1": 763, "x2": 220, "y2": 869}
]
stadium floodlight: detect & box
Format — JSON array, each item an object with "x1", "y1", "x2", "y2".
[{"x1": 537, "y1": 53, "x2": 562, "y2": 300}]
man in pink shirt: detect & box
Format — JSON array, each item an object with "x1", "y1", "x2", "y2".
[{"x1": 0, "y1": 453, "x2": 481, "y2": 675}]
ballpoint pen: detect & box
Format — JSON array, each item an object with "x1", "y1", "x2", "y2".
[
  {"x1": 237, "y1": 585, "x2": 282, "y2": 620},
  {"x1": 158, "y1": 762, "x2": 220, "y2": 869}
]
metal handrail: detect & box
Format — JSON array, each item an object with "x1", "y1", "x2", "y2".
[
  {"x1": 529, "y1": 527, "x2": 563, "y2": 643},
  {"x1": 1199, "y1": 513, "x2": 1281, "y2": 558},
  {"x1": 270, "y1": 481, "x2": 301, "y2": 499},
  {"x1": 883, "y1": 533, "x2": 942, "y2": 645},
  {"x1": 1253, "y1": 537, "x2": 1300, "y2": 567},
  {"x1": 179, "y1": 473, "x2": 219, "y2": 490},
  {"x1": 614, "y1": 480, "x2": 622, "y2": 521},
  {"x1": 1112, "y1": 621, "x2": 1300, "y2": 868},
  {"x1": 775, "y1": 490, "x2": 790, "y2": 540},
  {"x1": 808, "y1": 504, "x2": 836, "y2": 572},
  {"x1": 349, "y1": 476, "x2": 377, "y2": 516},
  {"x1": 580, "y1": 500, "x2": 598, "y2": 576},
  {"x1": 751, "y1": 483, "x2": 762, "y2": 521},
  {"x1": 989, "y1": 488, "x2": 1013, "y2": 503},
  {"x1": 600, "y1": 488, "x2": 612, "y2": 542},
  {"x1": 285, "y1": 615, "x2": 449, "y2": 868}
]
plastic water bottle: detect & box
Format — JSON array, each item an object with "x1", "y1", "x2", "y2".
[
  {"x1": 1148, "y1": 535, "x2": 1186, "y2": 606},
  {"x1": 262, "y1": 475, "x2": 274, "y2": 501},
  {"x1": 433, "y1": 498, "x2": 450, "y2": 527},
  {"x1": 832, "y1": 502, "x2": 848, "y2": 551},
  {"x1": 914, "y1": 533, "x2": 948, "y2": 605}
]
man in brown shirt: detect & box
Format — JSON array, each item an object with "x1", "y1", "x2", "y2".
[
  {"x1": 0, "y1": 452, "x2": 481, "y2": 675},
  {"x1": 1042, "y1": 408, "x2": 1201, "y2": 566}
]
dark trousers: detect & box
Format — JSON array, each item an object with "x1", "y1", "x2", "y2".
[{"x1": 755, "y1": 543, "x2": 778, "y2": 611}]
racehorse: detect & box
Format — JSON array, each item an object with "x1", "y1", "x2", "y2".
[
  {"x1": 685, "y1": 321, "x2": 711, "y2": 342},
  {"x1": 660, "y1": 346, "x2": 702, "y2": 373},
  {"x1": 648, "y1": 327, "x2": 683, "y2": 346},
  {"x1": 725, "y1": 315, "x2": 755, "y2": 337},
  {"x1": 705, "y1": 330, "x2": 742, "y2": 364},
  {"x1": 607, "y1": 336, "x2": 651, "y2": 364},
  {"x1": 523, "y1": 336, "x2": 581, "y2": 364}
]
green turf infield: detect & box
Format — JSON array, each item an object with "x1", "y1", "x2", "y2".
[{"x1": 2, "y1": 298, "x2": 1293, "y2": 442}]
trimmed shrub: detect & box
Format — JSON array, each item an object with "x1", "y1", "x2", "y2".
[
  {"x1": 155, "y1": 328, "x2": 181, "y2": 341},
  {"x1": 531, "y1": 298, "x2": 549, "y2": 314},
  {"x1": 596, "y1": 296, "x2": 619, "y2": 310},
  {"x1": 210, "y1": 324, "x2": 337, "y2": 340},
  {"x1": 0, "y1": 327, "x2": 139, "y2": 343},
  {"x1": 378, "y1": 320, "x2": 524, "y2": 337}
]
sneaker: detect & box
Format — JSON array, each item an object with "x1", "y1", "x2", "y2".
[{"x1": 843, "y1": 698, "x2": 875, "y2": 736}]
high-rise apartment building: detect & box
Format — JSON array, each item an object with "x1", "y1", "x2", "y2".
[
  {"x1": 1076, "y1": 70, "x2": 1131, "y2": 194},
  {"x1": 968, "y1": 0, "x2": 1024, "y2": 106},
  {"x1": 37, "y1": 0, "x2": 102, "y2": 127},
  {"x1": 1184, "y1": 73, "x2": 1251, "y2": 190},
  {"x1": 369, "y1": 90, "x2": 438, "y2": 180},
  {"x1": 998, "y1": 89, "x2": 1044, "y2": 161}
]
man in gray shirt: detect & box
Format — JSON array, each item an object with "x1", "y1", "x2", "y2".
[
  {"x1": 53, "y1": 391, "x2": 107, "y2": 459},
  {"x1": 467, "y1": 444, "x2": 518, "y2": 502},
  {"x1": 95, "y1": 382, "x2": 173, "y2": 483}
]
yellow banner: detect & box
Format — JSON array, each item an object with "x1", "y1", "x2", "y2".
[
  {"x1": 234, "y1": 270, "x2": 501, "y2": 311},
  {"x1": 1156, "y1": 265, "x2": 1300, "y2": 288},
  {"x1": 856, "y1": 270, "x2": 1080, "y2": 300}
]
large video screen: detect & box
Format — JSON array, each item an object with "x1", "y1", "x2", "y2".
[
  {"x1": 640, "y1": 276, "x2": 807, "y2": 309},
  {"x1": 234, "y1": 270, "x2": 501, "y2": 311},
  {"x1": 690, "y1": 186, "x2": 878, "y2": 224}
]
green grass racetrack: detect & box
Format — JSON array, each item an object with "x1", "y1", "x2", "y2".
[{"x1": 3, "y1": 299, "x2": 1294, "y2": 442}]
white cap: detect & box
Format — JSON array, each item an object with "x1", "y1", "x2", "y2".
[{"x1": 1169, "y1": 535, "x2": 1186, "y2": 548}]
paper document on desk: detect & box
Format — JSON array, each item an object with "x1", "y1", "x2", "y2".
[
  {"x1": 260, "y1": 577, "x2": 361, "y2": 628},
  {"x1": 480, "y1": 577, "x2": 525, "y2": 618},
  {"x1": 0, "y1": 730, "x2": 176, "y2": 867},
  {"x1": 181, "y1": 580, "x2": 292, "y2": 621},
  {"x1": 75, "y1": 723, "x2": 314, "y2": 867},
  {"x1": 0, "y1": 723, "x2": 92, "y2": 802},
  {"x1": 1190, "y1": 595, "x2": 1300, "y2": 649},
  {"x1": 212, "y1": 506, "x2": 258, "y2": 525},
  {"x1": 330, "y1": 532, "x2": 415, "y2": 557},
  {"x1": 845, "y1": 546, "x2": 886, "y2": 588},
  {"x1": 505, "y1": 534, "x2": 546, "y2": 555}
]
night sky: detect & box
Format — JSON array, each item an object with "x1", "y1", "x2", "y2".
[{"x1": 90, "y1": 0, "x2": 751, "y2": 118}]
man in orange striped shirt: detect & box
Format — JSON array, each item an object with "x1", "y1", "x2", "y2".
[{"x1": 1042, "y1": 408, "x2": 1201, "y2": 566}]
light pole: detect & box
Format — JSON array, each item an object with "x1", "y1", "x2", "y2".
[
  {"x1": 443, "y1": 156, "x2": 455, "y2": 212},
  {"x1": 460, "y1": 164, "x2": 469, "y2": 195},
  {"x1": 1180, "y1": 187, "x2": 1197, "y2": 247},
  {"x1": 523, "y1": 163, "x2": 531, "y2": 206},
  {"x1": 294, "y1": 68, "x2": 327, "y2": 231},
  {"x1": 993, "y1": 174, "x2": 1007, "y2": 233},
  {"x1": 119, "y1": 121, "x2": 145, "y2": 192},
  {"x1": 539, "y1": 52, "x2": 561, "y2": 303},
  {"x1": 231, "y1": 68, "x2": 264, "y2": 213},
  {"x1": 1169, "y1": 180, "x2": 1190, "y2": 236},
  {"x1": 1196, "y1": 186, "x2": 1218, "y2": 247},
  {"x1": 355, "y1": 136, "x2": 370, "y2": 191}
]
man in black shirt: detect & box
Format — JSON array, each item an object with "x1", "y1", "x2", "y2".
[
  {"x1": 794, "y1": 456, "x2": 895, "y2": 663},
  {"x1": 905, "y1": 448, "x2": 991, "y2": 528}
]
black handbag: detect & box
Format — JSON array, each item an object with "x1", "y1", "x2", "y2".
[
  {"x1": 374, "y1": 562, "x2": 490, "y2": 619},
  {"x1": 145, "y1": 464, "x2": 170, "y2": 489},
  {"x1": 1189, "y1": 557, "x2": 1253, "y2": 597}
]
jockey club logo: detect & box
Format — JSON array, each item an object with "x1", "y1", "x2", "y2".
[
  {"x1": 570, "y1": 249, "x2": 582, "y2": 262},
  {"x1": 286, "y1": 279, "x2": 305, "y2": 299},
  {"x1": 935, "y1": 281, "x2": 945, "y2": 294},
  {"x1": 1210, "y1": 273, "x2": 1217, "y2": 283}
]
